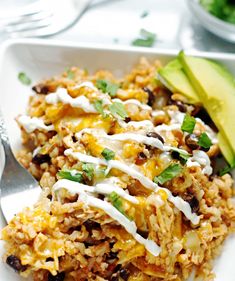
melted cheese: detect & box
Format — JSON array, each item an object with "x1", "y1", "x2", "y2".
[
  {"x1": 53, "y1": 179, "x2": 160, "y2": 256},
  {"x1": 64, "y1": 149, "x2": 200, "y2": 225}
]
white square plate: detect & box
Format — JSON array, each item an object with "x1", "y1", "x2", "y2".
[{"x1": 0, "y1": 39, "x2": 235, "y2": 281}]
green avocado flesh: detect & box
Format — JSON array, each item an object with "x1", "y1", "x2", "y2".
[
  {"x1": 158, "y1": 59, "x2": 200, "y2": 104},
  {"x1": 158, "y1": 52, "x2": 235, "y2": 166},
  {"x1": 217, "y1": 132, "x2": 235, "y2": 165},
  {"x1": 179, "y1": 52, "x2": 235, "y2": 165}
]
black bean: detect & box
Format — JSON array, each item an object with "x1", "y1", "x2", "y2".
[
  {"x1": 32, "y1": 153, "x2": 51, "y2": 165},
  {"x1": 119, "y1": 268, "x2": 130, "y2": 281},
  {"x1": 137, "y1": 229, "x2": 148, "y2": 239},
  {"x1": 146, "y1": 132, "x2": 164, "y2": 143},
  {"x1": 107, "y1": 251, "x2": 118, "y2": 260},
  {"x1": 183, "y1": 193, "x2": 199, "y2": 213},
  {"x1": 168, "y1": 99, "x2": 187, "y2": 113},
  {"x1": 143, "y1": 87, "x2": 155, "y2": 106},
  {"x1": 110, "y1": 276, "x2": 119, "y2": 281},
  {"x1": 72, "y1": 135, "x2": 77, "y2": 142},
  {"x1": 6, "y1": 255, "x2": 27, "y2": 272},
  {"x1": 124, "y1": 117, "x2": 131, "y2": 123},
  {"x1": 84, "y1": 219, "x2": 100, "y2": 232},
  {"x1": 135, "y1": 152, "x2": 147, "y2": 165},
  {"x1": 48, "y1": 272, "x2": 65, "y2": 281},
  {"x1": 32, "y1": 84, "x2": 50, "y2": 95},
  {"x1": 185, "y1": 134, "x2": 200, "y2": 150}
]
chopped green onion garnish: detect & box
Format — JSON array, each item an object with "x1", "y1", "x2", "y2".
[
  {"x1": 82, "y1": 163, "x2": 94, "y2": 181},
  {"x1": 96, "y1": 79, "x2": 119, "y2": 97},
  {"x1": 154, "y1": 163, "x2": 183, "y2": 185},
  {"x1": 94, "y1": 100, "x2": 106, "y2": 118},
  {"x1": 102, "y1": 148, "x2": 115, "y2": 161},
  {"x1": 198, "y1": 132, "x2": 212, "y2": 149},
  {"x1": 108, "y1": 191, "x2": 127, "y2": 216},
  {"x1": 58, "y1": 169, "x2": 83, "y2": 182},
  {"x1": 181, "y1": 114, "x2": 196, "y2": 134},
  {"x1": 132, "y1": 28, "x2": 156, "y2": 47},
  {"x1": 109, "y1": 102, "x2": 128, "y2": 119},
  {"x1": 18, "y1": 72, "x2": 31, "y2": 85}
]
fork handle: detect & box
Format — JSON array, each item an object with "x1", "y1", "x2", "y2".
[{"x1": 0, "y1": 110, "x2": 14, "y2": 159}]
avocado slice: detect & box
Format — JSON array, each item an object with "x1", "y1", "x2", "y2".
[
  {"x1": 179, "y1": 51, "x2": 235, "y2": 163},
  {"x1": 218, "y1": 132, "x2": 235, "y2": 165},
  {"x1": 158, "y1": 59, "x2": 200, "y2": 104}
]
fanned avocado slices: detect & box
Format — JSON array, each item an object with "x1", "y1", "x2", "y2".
[
  {"x1": 179, "y1": 51, "x2": 235, "y2": 165},
  {"x1": 158, "y1": 59, "x2": 200, "y2": 104},
  {"x1": 158, "y1": 51, "x2": 235, "y2": 166}
]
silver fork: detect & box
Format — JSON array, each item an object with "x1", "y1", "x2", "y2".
[
  {"x1": 0, "y1": 110, "x2": 41, "y2": 223},
  {"x1": 0, "y1": 0, "x2": 92, "y2": 38}
]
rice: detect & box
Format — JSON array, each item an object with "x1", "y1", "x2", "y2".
[{"x1": 1, "y1": 58, "x2": 235, "y2": 281}]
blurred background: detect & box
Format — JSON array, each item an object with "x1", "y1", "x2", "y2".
[{"x1": 0, "y1": 0, "x2": 235, "y2": 53}]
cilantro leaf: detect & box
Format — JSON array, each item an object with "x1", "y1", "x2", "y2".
[
  {"x1": 181, "y1": 114, "x2": 196, "y2": 134},
  {"x1": 198, "y1": 132, "x2": 212, "y2": 149},
  {"x1": 219, "y1": 163, "x2": 235, "y2": 176},
  {"x1": 94, "y1": 100, "x2": 106, "y2": 118},
  {"x1": 140, "y1": 10, "x2": 149, "y2": 18},
  {"x1": 67, "y1": 69, "x2": 75, "y2": 79},
  {"x1": 58, "y1": 169, "x2": 83, "y2": 182},
  {"x1": 18, "y1": 72, "x2": 31, "y2": 85},
  {"x1": 82, "y1": 163, "x2": 94, "y2": 181},
  {"x1": 109, "y1": 102, "x2": 128, "y2": 119},
  {"x1": 171, "y1": 147, "x2": 191, "y2": 164},
  {"x1": 154, "y1": 163, "x2": 183, "y2": 185},
  {"x1": 96, "y1": 79, "x2": 119, "y2": 97},
  {"x1": 108, "y1": 191, "x2": 127, "y2": 216},
  {"x1": 132, "y1": 28, "x2": 156, "y2": 47},
  {"x1": 102, "y1": 148, "x2": 115, "y2": 160}
]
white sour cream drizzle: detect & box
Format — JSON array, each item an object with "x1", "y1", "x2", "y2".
[
  {"x1": 45, "y1": 88, "x2": 97, "y2": 113},
  {"x1": 187, "y1": 150, "x2": 213, "y2": 175},
  {"x1": 53, "y1": 179, "x2": 160, "y2": 256},
  {"x1": 18, "y1": 115, "x2": 54, "y2": 133},
  {"x1": 64, "y1": 149, "x2": 200, "y2": 225},
  {"x1": 53, "y1": 178, "x2": 138, "y2": 204},
  {"x1": 75, "y1": 129, "x2": 189, "y2": 157}
]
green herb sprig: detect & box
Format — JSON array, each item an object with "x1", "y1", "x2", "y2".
[
  {"x1": 18, "y1": 72, "x2": 31, "y2": 85},
  {"x1": 154, "y1": 163, "x2": 183, "y2": 185},
  {"x1": 109, "y1": 102, "x2": 128, "y2": 119},
  {"x1": 132, "y1": 29, "x2": 156, "y2": 47},
  {"x1": 96, "y1": 79, "x2": 119, "y2": 97},
  {"x1": 181, "y1": 114, "x2": 196, "y2": 134}
]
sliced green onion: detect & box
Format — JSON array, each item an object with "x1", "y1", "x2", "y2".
[
  {"x1": 57, "y1": 169, "x2": 83, "y2": 182},
  {"x1": 108, "y1": 191, "x2": 127, "y2": 216},
  {"x1": 101, "y1": 148, "x2": 115, "y2": 161},
  {"x1": 82, "y1": 163, "x2": 94, "y2": 181}
]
